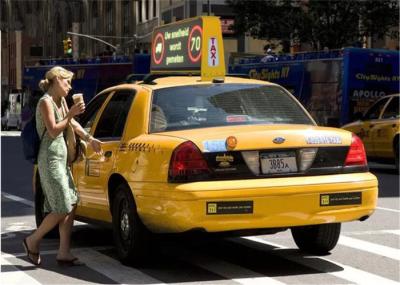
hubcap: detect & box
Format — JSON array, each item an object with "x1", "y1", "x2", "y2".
[{"x1": 120, "y1": 201, "x2": 130, "y2": 240}]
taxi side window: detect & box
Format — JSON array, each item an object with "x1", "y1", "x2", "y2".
[
  {"x1": 382, "y1": 97, "x2": 399, "y2": 119},
  {"x1": 79, "y1": 93, "x2": 110, "y2": 133},
  {"x1": 94, "y1": 90, "x2": 135, "y2": 139},
  {"x1": 364, "y1": 97, "x2": 390, "y2": 120}
]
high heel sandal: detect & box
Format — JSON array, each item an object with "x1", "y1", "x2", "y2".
[
  {"x1": 56, "y1": 257, "x2": 85, "y2": 266},
  {"x1": 22, "y1": 238, "x2": 41, "y2": 265}
]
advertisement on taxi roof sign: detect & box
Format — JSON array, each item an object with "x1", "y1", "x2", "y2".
[
  {"x1": 151, "y1": 17, "x2": 203, "y2": 72},
  {"x1": 151, "y1": 16, "x2": 225, "y2": 80}
]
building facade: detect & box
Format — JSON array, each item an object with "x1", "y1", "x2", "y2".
[
  {"x1": 1, "y1": 0, "x2": 266, "y2": 100},
  {"x1": 1, "y1": 0, "x2": 396, "y2": 103},
  {"x1": 1, "y1": 0, "x2": 160, "y2": 101},
  {"x1": 158, "y1": 0, "x2": 269, "y2": 67}
]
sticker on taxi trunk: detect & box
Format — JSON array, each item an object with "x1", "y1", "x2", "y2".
[
  {"x1": 206, "y1": 201, "x2": 253, "y2": 215},
  {"x1": 306, "y1": 135, "x2": 342, "y2": 144},
  {"x1": 320, "y1": 192, "x2": 362, "y2": 206},
  {"x1": 203, "y1": 139, "x2": 227, "y2": 152}
]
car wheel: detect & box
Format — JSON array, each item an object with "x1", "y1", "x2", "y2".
[
  {"x1": 112, "y1": 183, "x2": 151, "y2": 265},
  {"x1": 291, "y1": 223, "x2": 341, "y2": 255},
  {"x1": 34, "y1": 175, "x2": 59, "y2": 239}
]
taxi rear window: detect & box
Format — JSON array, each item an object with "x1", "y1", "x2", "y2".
[{"x1": 150, "y1": 84, "x2": 313, "y2": 132}]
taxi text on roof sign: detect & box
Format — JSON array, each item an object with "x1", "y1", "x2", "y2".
[{"x1": 151, "y1": 16, "x2": 226, "y2": 81}]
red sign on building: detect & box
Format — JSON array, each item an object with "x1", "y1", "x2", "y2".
[{"x1": 221, "y1": 19, "x2": 235, "y2": 35}]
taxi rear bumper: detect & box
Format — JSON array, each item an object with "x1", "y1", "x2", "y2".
[{"x1": 132, "y1": 172, "x2": 378, "y2": 233}]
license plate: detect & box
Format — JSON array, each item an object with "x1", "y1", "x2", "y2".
[{"x1": 260, "y1": 152, "x2": 297, "y2": 174}]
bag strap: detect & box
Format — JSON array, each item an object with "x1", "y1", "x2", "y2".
[
  {"x1": 36, "y1": 98, "x2": 47, "y2": 140},
  {"x1": 40, "y1": 127, "x2": 46, "y2": 140},
  {"x1": 60, "y1": 98, "x2": 73, "y2": 136},
  {"x1": 61, "y1": 97, "x2": 69, "y2": 118},
  {"x1": 49, "y1": 97, "x2": 62, "y2": 120}
]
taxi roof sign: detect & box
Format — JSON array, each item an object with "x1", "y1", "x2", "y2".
[{"x1": 151, "y1": 16, "x2": 225, "y2": 81}]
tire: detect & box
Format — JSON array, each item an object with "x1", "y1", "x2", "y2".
[
  {"x1": 291, "y1": 223, "x2": 341, "y2": 255},
  {"x1": 34, "y1": 175, "x2": 59, "y2": 239},
  {"x1": 112, "y1": 183, "x2": 151, "y2": 265}
]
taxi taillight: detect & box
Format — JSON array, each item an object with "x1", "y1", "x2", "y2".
[
  {"x1": 169, "y1": 141, "x2": 211, "y2": 182},
  {"x1": 344, "y1": 134, "x2": 367, "y2": 166}
]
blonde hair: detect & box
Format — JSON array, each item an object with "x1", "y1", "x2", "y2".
[{"x1": 38, "y1": 66, "x2": 74, "y2": 92}]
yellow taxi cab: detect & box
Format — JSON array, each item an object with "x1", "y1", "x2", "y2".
[
  {"x1": 33, "y1": 17, "x2": 378, "y2": 264},
  {"x1": 342, "y1": 94, "x2": 399, "y2": 170}
]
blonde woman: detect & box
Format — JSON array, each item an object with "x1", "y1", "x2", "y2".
[{"x1": 22, "y1": 66, "x2": 102, "y2": 266}]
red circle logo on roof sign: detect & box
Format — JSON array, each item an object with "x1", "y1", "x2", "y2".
[
  {"x1": 152, "y1": 32, "x2": 165, "y2": 65},
  {"x1": 188, "y1": 25, "x2": 202, "y2": 63}
]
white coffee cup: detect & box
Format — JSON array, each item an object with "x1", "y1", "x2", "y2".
[{"x1": 72, "y1": 93, "x2": 84, "y2": 105}]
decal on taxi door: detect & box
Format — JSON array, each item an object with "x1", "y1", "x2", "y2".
[{"x1": 85, "y1": 160, "x2": 100, "y2": 177}]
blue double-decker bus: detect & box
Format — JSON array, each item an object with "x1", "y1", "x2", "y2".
[
  {"x1": 23, "y1": 54, "x2": 150, "y2": 104},
  {"x1": 229, "y1": 48, "x2": 399, "y2": 126}
]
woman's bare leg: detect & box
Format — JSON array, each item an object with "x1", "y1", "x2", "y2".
[
  {"x1": 25, "y1": 212, "x2": 66, "y2": 261},
  {"x1": 56, "y1": 205, "x2": 76, "y2": 260}
]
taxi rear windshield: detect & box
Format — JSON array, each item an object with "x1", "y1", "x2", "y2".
[{"x1": 150, "y1": 84, "x2": 313, "y2": 132}]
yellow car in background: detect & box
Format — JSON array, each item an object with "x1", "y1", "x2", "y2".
[
  {"x1": 342, "y1": 94, "x2": 399, "y2": 170},
  {"x1": 33, "y1": 17, "x2": 378, "y2": 265}
]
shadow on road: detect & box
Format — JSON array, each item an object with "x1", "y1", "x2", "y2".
[{"x1": 2, "y1": 224, "x2": 346, "y2": 284}]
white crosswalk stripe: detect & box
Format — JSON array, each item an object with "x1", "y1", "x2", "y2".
[
  {"x1": 338, "y1": 235, "x2": 400, "y2": 261},
  {"x1": 1, "y1": 247, "x2": 165, "y2": 285},
  {"x1": 1, "y1": 254, "x2": 42, "y2": 285},
  {"x1": 2, "y1": 192, "x2": 34, "y2": 208},
  {"x1": 76, "y1": 248, "x2": 165, "y2": 285},
  {"x1": 240, "y1": 236, "x2": 399, "y2": 285},
  {"x1": 169, "y1": 246, "x2": 286, "y2": 285},
  {"x1": 2, "y1": 192, "x2": 399, "y2": 284},
  {"x1": 2, "y1": 234, "x2": 400, "y2": 285},
  {"x1": 384, "y1": 229, "x2": 400, "y2": 236},
  {"x1": 376, "y1": 206, "x2": 400, "y2": 213},
  {"x1": 343, "y1": 229, "x2": 400, "y2": 236}
]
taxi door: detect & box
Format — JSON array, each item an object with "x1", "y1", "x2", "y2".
[
  {"x1": 360, "y1": 97, "x2": 391, "y2": 157},
  {"x1": 73, "y1": 89, "x2": 136, "y2": 221},
  {"x1": 371, "y1": 96, "x2": 399, "y2": 158}
]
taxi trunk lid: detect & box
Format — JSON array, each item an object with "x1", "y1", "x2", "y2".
[
  {"x1": 161, "y1": 124, "x2": 365, "y2": 182},
  {"x1": 160, "y1": 124, "x2": 352, "y2": 151}
]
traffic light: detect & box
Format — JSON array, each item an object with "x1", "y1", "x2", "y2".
[
  {"x1": 63, "y1": 39, "x2": 68, "y2": 55},
  {"x1": 63, "y1": 37, "x2": 72, "y2": 57},
  {"x1": 66, "y1": 37, "x2": 72, "y2": 57}
]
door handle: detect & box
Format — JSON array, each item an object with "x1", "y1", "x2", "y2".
[{"x1": 104, "y1": 151, "x2": 112, "y2": 158}]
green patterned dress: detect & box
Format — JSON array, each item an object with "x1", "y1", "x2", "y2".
[{"x1": 36, "y1": 94, "x2": 79, "y2": 214}]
